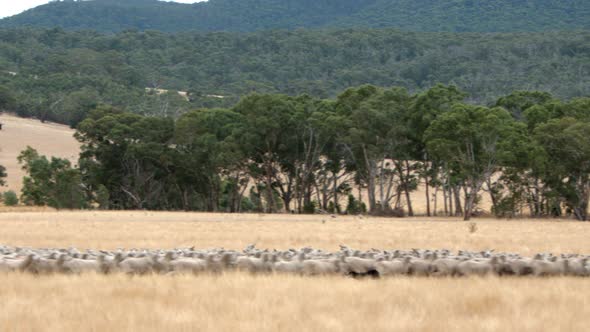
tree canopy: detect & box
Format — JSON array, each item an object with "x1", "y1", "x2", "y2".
[
  {"x1": 1, "y1": 0, "x2": 588, "y2": 33},
  {"x1": 14, "y1": 83, "x2": 589, "y2": 220},
  {"x1": 0, "y1": 28, "x2": 588, "y2": 126}
]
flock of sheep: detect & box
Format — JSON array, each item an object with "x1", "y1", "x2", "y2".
[{"x1": 1, "y1": 245, "x2": 588, "y2": 277}]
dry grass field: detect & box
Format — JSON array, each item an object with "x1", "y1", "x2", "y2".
[
  {"x1": 0, "y1": 211, "x2": 589, "y2": 331},
  {"x1": 0, "y1": 211, "x2": 588, "y2": 255},
  {"x1": 1, "y1": 273, "x2": 588, "y2": 332}
]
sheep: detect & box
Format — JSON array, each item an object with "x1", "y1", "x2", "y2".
[
  {"x1": 169, "y1": 256, "x2": 208, "y2": 274},
  {"x1": 236, "y1": 253, "x2": 274, "y2": 273},
  {"x1": 28, "y1": 255, "x2": 60, "y2": 274},
  {"x1": 407, "y1": 257, "x2": 434, "y2": 276},
  {"x1": 302, "y1": 258, "x2": 340, "y2": 276},
  {"x1": 430, "y1": 257, "x2": 461, "y2": 277},
  {"x1": 375, "y1": 257, "x2": 411, "y2": 276},
  {"x1": 566, "y1": 258, "x2": 589, "y2": 276},
  {"x1": 531, "y1": 258, "x2": 568, "y2": 277},
  {"x1": 207, "y1": 252, "x2": 235, "y2": 273},
  {"x1": 118, "y1": 255, "x2": 158, "y2": 275},
  {"x1": 343, "y1": 256, "x2": 379, "y2": 278},
  {"x1": 0, "y1": 246, "x2": 588, "y2": 278},
  {"x1": 456, "y1": 258, "x2": 496, "y2": 276},
  {"x1": 0, "y1": 254, "x2": 34, "y2": 272},
  {"x1": 97, "y1": 255, "x2": 120, "y2": 274},
  {"x1": 273, "y1": 253, "x2": 305, "y2": 274},
  {"x1": 58, "y1": 255, "x2": 101, "y2": 274},
  {"x1": 502, "y1": 257, "x2": 534, "y2": 276}
]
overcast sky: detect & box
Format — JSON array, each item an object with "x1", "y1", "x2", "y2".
[{"x1": 0, "y1": 1, "x2": 204, "y2": 19}]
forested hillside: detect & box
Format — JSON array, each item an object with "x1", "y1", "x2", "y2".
[
  {"x1": 0, "y1": 28, "x2": 588, "y2": 125},
  {"x1": 1, "y1": 0, "x2": 588, "y2": 33}
]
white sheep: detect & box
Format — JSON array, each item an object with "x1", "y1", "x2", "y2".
[{"x1": 375, "y1": 257, "x2": 411, "y2": 276}]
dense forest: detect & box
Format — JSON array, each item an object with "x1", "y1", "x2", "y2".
[
  {"x1": 9, "y1": 85, "x2": 590, "y2": 221},
  {"x1": 1, "y1": 0, "x2": 589, "y2": 33},
  {"x1": 0, "y1": 28, "x2": 588, "y2": 126}
]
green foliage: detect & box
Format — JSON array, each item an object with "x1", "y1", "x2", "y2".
[
  {"x1": 0, "y1": 85, "x2": 16, "y2": 111},
  {"x1": 303, "y1": 201, "x2": 317, "y2": 215},
  {"x1": 18, "y1": 146, "x2": 87, "y2": 209},
  {"x1": 7, "y1": 82, "x2": 588, "y2": 220},
  {"x1": 0, "y1": 28, "x2": 588, "y2": 125},
  {"x1": 0, "y1": 164, "x2": 6, "y2": 187},
  {"x1": 425, "y1": 104, "x2": 522, "y2": 220},
  {"x1": 346, "y1": 194, "x2": 365, "y2": 215},
  {"x1": 534, "y1": 118, "x2": 590, "y2": 220},
  {"x1": 1, "y1": 0, "x2": 588, "y2": 33},
  {"x1": 2, "y1": 190, "x2": 18, "y2": 206},
  {"x1": 95, "y1": 185, "x2": 110, "y2": 210}
]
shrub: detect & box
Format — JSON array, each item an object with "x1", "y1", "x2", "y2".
[
  {"x1": 346, "y1": 194, "x2": 366, "y2": 215},
  {"x1": 2, "y1": 191, "x2": 19, "y2": 206},
  {"x1": 303, "y1": 201, "x2": 317, "y2": 214}
]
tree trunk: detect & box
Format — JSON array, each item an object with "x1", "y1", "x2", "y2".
[
  {"x1": 264, "y1": 161, "x2": 276, "y2": 213},
  {"x1": 463, "y1": 186, "x2": 478, "y2": 221},
  {"x1": 357, "y1": 181, "x2": 362, "y2": 209},
  {"x1": 453, "y1": 186, "x2": 463, "y2": 216},
  {"x1": 424, "y1": 173, "x2": 431, "y2": 217},
  {"x1": 443, "y1": 184, "x2": 448, "y2": 216},
  {"x1": 464, "y1": 180, "x2": 485, "y2": 221},
  {"x1": 282, "y1": 194, "x2": 292, "y2": 213},
  {"x1": 574, "y1": 178, "x2": 590, "y2": 221},
  {"x1": 433, "y1": 185, "x2": 438, "y2": 216},
  {"x1": 362, "y1": 146, "x2": 377, "y2": 213},
  {"x1": 321, "y1": 180, "x2": 329, "y2": 211},
  {"x1": 404, "y1": 161, "x2": 414, "y2": 216},
  {"x1": 485, "y1": 178, "x2": 498, "y2": 215},
  {"x1": 404, "y1": 185, "x2": 414, "y2": 217},
  {"x1": 333, "y1": 172, "x2": 339, "y2": 213},
  {"x1": 448, "y1": 186, "x2": 453, "y2": 216},
  {"x1": 533, "y1": 177, "x2": 542, "y2": 217}
]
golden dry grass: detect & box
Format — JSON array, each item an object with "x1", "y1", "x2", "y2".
[
  {"x1": 0, "y1": 273, "x2": 588, "y2": 332},
  {"x1": 0, "y1": 211, "x2": 588, "y2": 255},
  {"x1": 1, "y1": 211, "x2": 589, "y2": 331}
]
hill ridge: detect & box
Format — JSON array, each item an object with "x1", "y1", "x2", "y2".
[{"x1": 1, "y1": 0, "x2": 588, "y2": 33}]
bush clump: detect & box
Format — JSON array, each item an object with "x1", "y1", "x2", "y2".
[{"x1": 2, "y1": 191, "x2": 19, "y2": 206}]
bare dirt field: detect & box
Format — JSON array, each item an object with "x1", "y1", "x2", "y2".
[
  {"x1": 0, "y1": 113, "x2": 80, "y2": 194},
  {"x1": 0, "y1": 211, "x2": 588, "y2": 331}
]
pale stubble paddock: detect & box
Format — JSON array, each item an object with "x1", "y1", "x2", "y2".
[{"x1": 0, "y1": 211, "x2": 588, "y2": 331}]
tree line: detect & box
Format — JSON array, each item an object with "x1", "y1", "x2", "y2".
[
  {"x1": 2, "y1": 0, "x2": 587, "y2": 33},
  {"x1": 4, "y1": 84, "x2": 590, "y2": 221},
  {"x1": 0, "y1": 28, "x2": 588, "y2": 126}
]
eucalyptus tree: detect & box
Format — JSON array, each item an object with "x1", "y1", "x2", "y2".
[
  {"x1": 409, "y1": 84, "x2": 467, "y2": 216},
  {"x1": 488, "y1": 92, "x2": 559, "y2": 217},
  {"x1": 535, "y1": 117, "x2": 590, "y2": 221},
  {"x1": 18, "y1": 147, "x2": 86, "y2": 209},
  {"x1": 335, "y1": 85, "x2": 414, "y2": 214},
  {"x1": 495, "y1": 90, "x2": 554, "y2": 120},
  {"x1": 286, "y1": 96, "x2": 342, "y2": 213},
  {"x1": 232, "y1": 94, "x2": 298, "y2": 213},
  {"x1": 175, "y1": 108, "x2": 246, "y2": 211},
  {"x1": 425, "y1": 104, "x2": 519, "y2": 220},
  {"x1": 75, "y1": 106, "x2": 177, "y2": 210}
]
